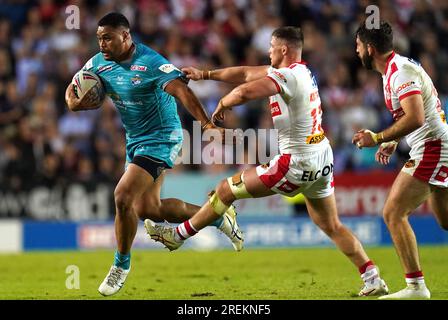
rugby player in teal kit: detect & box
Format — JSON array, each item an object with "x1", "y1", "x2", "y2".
[{"x1": 65, "y1": 12, "x2": 243, "y2": 296}]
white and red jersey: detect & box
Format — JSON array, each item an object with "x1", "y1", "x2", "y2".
[
  {"x1": 266, "y1": 62, "x2": 328, "y2": 154},
  {"x1": 382, "y1": 52, "x2": 448, "y2": 148}
]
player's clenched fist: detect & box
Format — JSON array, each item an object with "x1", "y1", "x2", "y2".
[
  {"x1": 352, "y1": 129, "x2": 381, "y2": 149},
  {"x1": 181, "y1": 67, "x2": 204, "y2": 81}
]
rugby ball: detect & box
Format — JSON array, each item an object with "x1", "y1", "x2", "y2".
[{"x1": 72, "y1": 70, "x2": 105, "y2": 108}]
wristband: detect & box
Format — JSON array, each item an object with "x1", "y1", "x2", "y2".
[
  {"x1": 365, "y1": 130, "x2": 384, "y2": 145},
  {"x1": 376, "y1": 132, "x2": 385, "y2": 144},
  {"x1": 202, "y1": 70, "x2": 211, "y2": 80}
]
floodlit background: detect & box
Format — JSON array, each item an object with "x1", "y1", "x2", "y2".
[{"x1": 0, "y1": 0, "x2": 447, "y2": 253}]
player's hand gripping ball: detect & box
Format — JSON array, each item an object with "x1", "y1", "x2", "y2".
[{"x1": 71, "y1": 70, "x2": 106, "y2": 109}]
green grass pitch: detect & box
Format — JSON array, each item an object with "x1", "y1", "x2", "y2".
[{"x1": 1, "y1": 246, "x2": 447, "y2": 300}]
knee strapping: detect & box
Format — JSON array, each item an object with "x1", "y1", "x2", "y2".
[
  {"x1": 227, "y1": 172, "x2": 252, "y2": 199},
  {"x1": 208, "y1": 190, "x2": 229, "y2": 216}
]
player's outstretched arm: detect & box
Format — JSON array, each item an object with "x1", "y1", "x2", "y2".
[
  {"x1": 65, "y1": 83, "x2": 101, "y2": 112},
  {"x1": 164, "y1": 78, "x2": 211, "y2": 128},
  {"x1": 181, "y1": 65, "x2": 269, "y2": 85},
  {"x1": 212, "y1": 76, "x2": 279, "y2": 124},
  {"x1": 165, "y1": 78, "x2": 228, "y2": 142}
]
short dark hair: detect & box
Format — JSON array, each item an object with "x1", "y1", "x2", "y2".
[
  {"x1": 98, "y1": 12, "x2": 130, "y2": 29},
  {"x1": 272, "y1": 26, "x2": 304, "y2": 49},
  {"x1": 356, "y1": 20, "x2": 393, "y2": 54}
]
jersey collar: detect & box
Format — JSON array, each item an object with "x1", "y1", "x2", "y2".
[{"x1": 288, "y1": 61, "x2": 307, "y2": 68}]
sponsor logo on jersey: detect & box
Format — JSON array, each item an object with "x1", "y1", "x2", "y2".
[
  {"x1": 131, "y1": 74, "x2": 142, "y2": 86},
  {"x1": 130, "y1": 65, "x2": 147, "y2": 71},
  {"x1": 116, "y1": 76, "x2": 125, "y2": 85},
  {"x1": 271, "y1": 70, "x2": 287, "y2": 83},
  {"x1": 121, "y1": 100, "x2": 143, "y2": 105},
  {"x1": 270, "y1": 101, "x2": 282, "y2": 117},
  {"x1": 108, "y1": 93, "x2": 126, "y2": 110},
  {"x1": 395, "y1": 81, "x2": 416, "y2": 93},
  {"x1": 158, "y1": 64, "x2": 180, "y2": 73},
  {"x1": 306, "y1": 132, "x2": 325, "y2": 144}
]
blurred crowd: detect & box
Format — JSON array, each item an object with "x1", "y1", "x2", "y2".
[{"x1": 1, "y1": 0, "x2": 448, "y2": 191}]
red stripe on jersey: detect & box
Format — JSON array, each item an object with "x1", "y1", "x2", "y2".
[
  {"x1": 384, "y1": 51, "x2": 396, "y2": 74},
  {"x1": 266, "y1": 76, "x2": 281, "y2": 94},
  {"x1": 389, "y1": 62, "x2": 398, "y2": 78},
  {"x1": 259, "y1": 154, "x2": 291, "y2": 188},
  {"x1": 398, "y1": 90, "x2": 422, "y2": 101},
  {"x1": 385, "y1": 62, "x2": 398, "y2": 112},
  {"x1": 413, "y1": 140, "x2": 442, "y2": 182}
]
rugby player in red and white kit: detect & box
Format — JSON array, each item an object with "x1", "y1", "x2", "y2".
[
  {"x1": 145, "y1": 26, "x2": 389, "y2": 297},
  {"x1": 353, "y1": 21, "x2": 448, "y2": 299}
]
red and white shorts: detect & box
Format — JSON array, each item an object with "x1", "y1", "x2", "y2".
[
  {"x1": 401, "y1": 135, "x2": 448, "y2": 188},
  {"x1": 256, "y1": 144, "x2": 334, "y2": 199}
]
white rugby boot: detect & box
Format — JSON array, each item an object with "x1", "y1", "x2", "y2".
[
  {"x1": 144, "y1": 219, "x2": 184, "y2": 251},
  {"x1": 359, "y1": 266, "x2": 389, "y2": 297},
  {"x1": 98, "y1": 265, "x2": 130, "y2": 296},
  {"x1": 378, "y1": 283, "x2": 431, "y2": 299},
  {"x1": 218, "y1": 205, "x2": 244, "y2": 251}
]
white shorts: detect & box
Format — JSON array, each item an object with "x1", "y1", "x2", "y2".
[
  {"x1": 401, "y1": 135, "x2": 448, "y2": 188},
  {"x1": 256, "y1": 144, "x2": 334, "y2": 199}
]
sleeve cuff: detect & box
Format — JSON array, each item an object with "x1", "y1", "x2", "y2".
[
  {"x1": 398, "y1": 90, "x2": 421, "y2": 101},
  {"x1": 266, "y1": 76, "x2": 281, "y2": 94}
]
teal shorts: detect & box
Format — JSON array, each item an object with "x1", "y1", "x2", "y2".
[
  {"x1": 125, "y1": 127, "x2": 183, "y2": 170},
  {"x1": 125, "y1": 139, "x2": 183, "y2": 170}
]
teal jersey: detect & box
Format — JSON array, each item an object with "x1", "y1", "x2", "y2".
[{"x1": 83, "y1": 43, "x2": 184, "y2": 167}]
